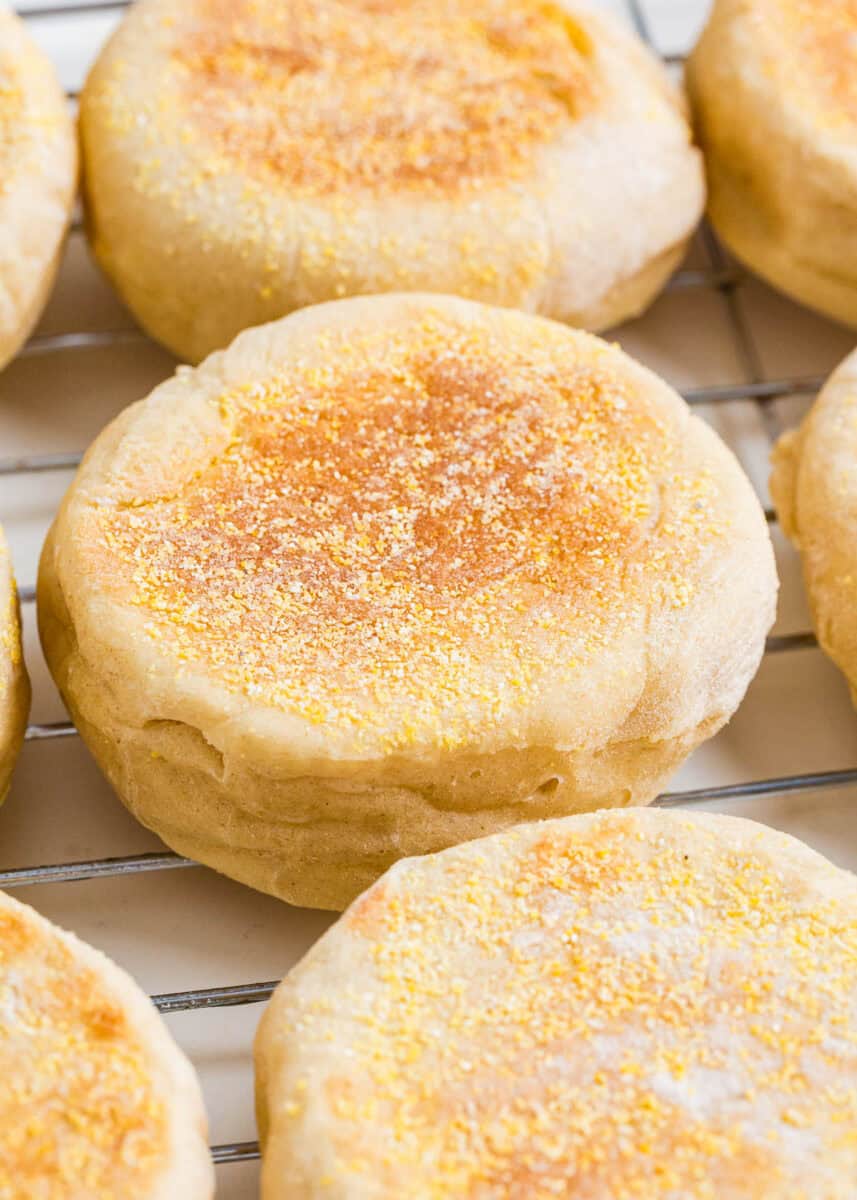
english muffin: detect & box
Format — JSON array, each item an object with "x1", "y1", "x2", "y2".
[
  {"x1": 80, "y1": 0, "x2": 704, "y2": 363},
  {"x1": 0, "y1": 525, "x2": 29, "y2": 803},
  {"x1": 38, "y1": 295, "x2": 776, "y2": 910},
  {"x1": 688, "y1": 0, "x2": 857, "y2": 328},
  {"x1": 256, "y1": 807, "x2": 857, "y2": 1198},
  {"x1": 772, "y1": 347, "x2": 857, "y2": 699},
  {"x1": 0, "y1": 886, "x2": 213, "y2": 1198},
  {"x1": 0, "y1": 5, "x2": 77, "y2": 370}
]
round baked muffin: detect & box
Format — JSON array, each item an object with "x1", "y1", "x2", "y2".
[
  {"x1": 688, "y1": 0, "x2": 857, "y2": 328},
  {"x1": 0, "y1": 525, "x2": 29, "y2": 804},
  {"x1": 772, "y1": 347, "x2": 857, "y2": 699},
  {"x1": 80, "y1": 0, "x2": 704, "y2": 363},
  {"x1": 0, "y1": 6, "x2": 77, "y2": 370},
  {"x1": 256, "y1": 807, "x2": 857, "y2": 1198},
  {"x1": 0, "y1": 887, "x2": 213, "y2": 1198},
  {"x1": 38, "y1": 295, "x2": 776, "y2": 910}
]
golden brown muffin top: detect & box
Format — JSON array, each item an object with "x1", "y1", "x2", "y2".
[
  {"x1": 0, "y1": 897, "x2": 167, "y2": 1199},
  {"x1": 82, "y1": 307, "x2": 723, "y2": 753},
  {"x1": 161, "y1": 0, "x2": 596, "y2": 196},
  {"x1": 268, "y1": 810, "x2": 857, "y2": 1198},
  {"x1": 777, "y1": 0, "x2": 857, "y2": 126}
]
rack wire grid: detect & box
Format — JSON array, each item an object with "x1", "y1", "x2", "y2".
[{"x1": 2, "y1": 1, "x2": 857, "y2": 1195}]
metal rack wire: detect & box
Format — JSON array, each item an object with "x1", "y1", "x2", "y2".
[{"x1": 6, "y1": 0, "x2": 857, "y2": 1177}]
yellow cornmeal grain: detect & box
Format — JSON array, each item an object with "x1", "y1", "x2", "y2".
[
  {"x1": 87, "y1": 315, "x2": 722, "y2": 752},
  {"x1": 82, "y1": 1, "x2": 603, "y2": 310},
  {"x1": 0, "y1": 907, "x2": 167, "y2": 1200},
  {"x1": 282, "y1": 813, "x2": 857, "y2": 1197},
  {"x1": 780, "y1": 0, "x2": 857, "y2": 125},
  {"x1": 162, "y1": 0, "x2": 594, "y2": 197},
  {"x1": 0, "y1": 34, "x2": 68, "y2": 202}
]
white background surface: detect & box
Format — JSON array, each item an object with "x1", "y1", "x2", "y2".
[{"x1": 3, "y1": 1, "x2": 857, "y2": 1196}]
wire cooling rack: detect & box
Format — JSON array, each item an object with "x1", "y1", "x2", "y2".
[{"x1": 3, "y1": 0, "x2": 857, "y2": 1193}]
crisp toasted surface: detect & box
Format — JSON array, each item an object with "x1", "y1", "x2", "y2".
[
  {"x1": 81, "y1": 316, "x2": 694, "y2": 749},
  {"x1": 38, "y1": 296, "x2": 775, "y2": 908},
  {"x1": 772, "y1": 347, "x2": 857, "y2": 701},
  {"x1": 0, "y1": 526, "x2": 28, "y2": 803},
  {"x1": 688, "y1": 0, "x2": 857, "y2": 327},
  {"x1": 0, "y1": 6, "x2": 76, "y2": 369},
  {"x1": 256, "y1": 808, "x2": 857, "y2": 1199},
  {"x1": 170, "y1": 0, "x2": 595, "y2": 197},
  {"x1": 0, "y1": 888, "x2": 213, "y2": 1199},
  {"x1": 80, "y1": 0, "x2": 703, "y2": 361},
  {"x1": 43, "y1": 295, "x2": 774, "y2": 762}
]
